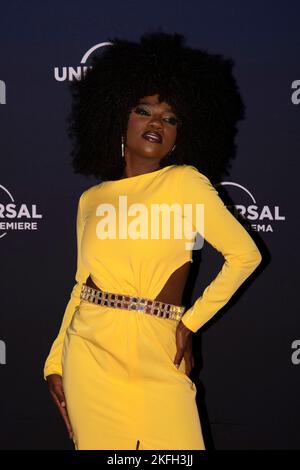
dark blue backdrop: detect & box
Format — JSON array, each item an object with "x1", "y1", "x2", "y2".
[{"x1": 1, "y1": 0, "x2": 299, "y2": 450}]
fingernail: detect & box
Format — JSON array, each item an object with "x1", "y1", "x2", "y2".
[{"x1": 61, "y1": 401, "x2": 65, "y2": 407}]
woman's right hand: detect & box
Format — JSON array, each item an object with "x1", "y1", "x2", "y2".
[{"x1": 46, "y1": 373, "x2": 73, "y2": 439}]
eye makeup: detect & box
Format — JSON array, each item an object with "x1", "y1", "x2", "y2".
[{"x1": 134, "y1": 105, "x2": 179, "y2": 126}]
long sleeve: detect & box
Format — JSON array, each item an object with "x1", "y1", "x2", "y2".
[
  {"x1": 43, "y1": 192, "x2": 90, "y2": 379},
  {"x1": 180, "y1": 165, "x2": 262, "y2": 333}
]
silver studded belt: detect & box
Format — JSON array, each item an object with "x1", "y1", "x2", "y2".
[{"x1": 80, "y1": 284, "x2": 186, "y2": 321}]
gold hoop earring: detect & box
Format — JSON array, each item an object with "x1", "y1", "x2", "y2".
[
  {"x1": 169, "y1": 144, "x2": 176, "y2": 156},
  {"x1": 121, "y1": 135, "x2": 125, "y2": 158}
]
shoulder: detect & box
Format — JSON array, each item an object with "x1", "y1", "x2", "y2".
[
  {"x1": 77, "y1": 182, "x2": 101, "y2": 208},
  {"x1": 164, "y1": 164, "x2": 206, "y2": 179},
  {"x1": 177, "y1": 164, "x2": 211, "y2": 184},
  {"x1": 177, "y1": 164, "x2": 221, "y2": 204}
]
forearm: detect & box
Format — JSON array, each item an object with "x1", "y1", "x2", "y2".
[
  {"x1": 43, "y1": 283, "x2": 82, "y2": 379},
  {"x1": 181, "y1": 247, "x2": 262, "y2": 333}
]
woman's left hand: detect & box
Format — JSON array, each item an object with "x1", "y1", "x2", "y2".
[{"x1": 174, "y1": 320, "x2": 194, "y2": 376}]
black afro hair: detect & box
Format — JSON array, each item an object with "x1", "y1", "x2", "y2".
[{"x1": 66, "y1": 29, "x2": 246, "y2": 184}]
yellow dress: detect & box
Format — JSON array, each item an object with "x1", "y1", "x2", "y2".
[{"x1": 43, "y1": 164, "x2": 262, "y2": 450}]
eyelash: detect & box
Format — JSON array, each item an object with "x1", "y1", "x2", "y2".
[{"x1": 134, "y1": 106, "x2": 178, "y2": 126}]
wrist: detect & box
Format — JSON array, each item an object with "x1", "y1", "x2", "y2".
[{"x1": 179, "y1": 320, "x2": 193, "y2": 334}]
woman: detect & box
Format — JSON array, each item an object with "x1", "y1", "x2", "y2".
[{"x1": 43, "y1": 31, "x2": 262, "y2": 450}]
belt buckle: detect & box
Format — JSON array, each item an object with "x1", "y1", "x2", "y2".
[{"x1": 129, "y1": 297, "x2": 147, "y2": 312}]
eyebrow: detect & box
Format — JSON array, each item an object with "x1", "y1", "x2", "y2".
[{"x1": 139, "y1": 101, "x2": 176, "y2": 114}]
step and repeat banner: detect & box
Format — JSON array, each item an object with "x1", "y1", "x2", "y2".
[{"x1": 1, "y1": 0, "x2": 299, "y2": 450}]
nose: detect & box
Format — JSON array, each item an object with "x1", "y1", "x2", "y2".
[{"x1": 148, "y1": 118, "x2": 163, "y2": 131}]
